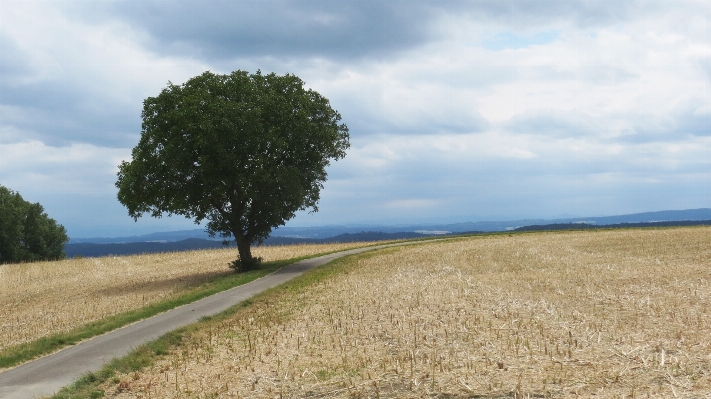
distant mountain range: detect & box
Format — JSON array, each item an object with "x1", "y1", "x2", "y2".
[
  {"x1": 69, "y1": 208, "x2": 711, "y2": 243},
  {"x1": 65, "y1": 208, "x2": 711, "y2": 258},
  {"x1": 271, "y1": 208, "x2": 711, "y2": 238}
]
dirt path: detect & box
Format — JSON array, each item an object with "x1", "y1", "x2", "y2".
[{"x1": 0, "y1": 241, "x2": 427, "y2": 399}]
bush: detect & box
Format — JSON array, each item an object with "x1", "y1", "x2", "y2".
[
  {"x1": 0, "y1": 185, "x2": 69, "y2": 264},
  {"x1": 228, "y1": 256, "x2": 263, "y2": 272}
]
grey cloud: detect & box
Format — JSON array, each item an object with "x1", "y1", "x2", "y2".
[
  {"x1": 323, "y1": 90, "x2": 491, "y2": 137},
  {"x1": 672, "y1": 109, "x2": 711, "y2": 137},
  {"x1": 504, "y1": 65, "x2": 637, "y2": 87},
  {"x1": 0, "y1": 80, "x2": 140, "y2": 147},
  {"x1": 481, "y1": 0, "x2": 640, "y2": 27},
  {"x1": 580, "y1": 66, "x2": 638, "y2": 85},
  {"x1": 30, "y1": 190, "x2": 198, "y2": 237},
  {"x1": 616, "y1": 106, "x2": 711, "y2": 144},
  {"x1": 346, "y1": 115, "x2": 490, "y2": 138},
  {"x1": 504, "y1": 104, "x2": 711, "y2": 144},
  {"x1": 0, "y1": 35, "x2": 31, "y2": 79},
  {"x1": 502, "y1": 110, "x2": 598, "y2": 138},
  {"x1": 106, "y1": 0, "x2": 643, "y2": 63},
  {"x1": 702, "y1": 59, "x2": 711, "y2": 81},
  {"x1": 109, "y1": 0, "x2": 440, "y2": 62},
  {"x1": 0, "y1": 28, "x2": 141, "y2": 147},
  {"x1": 3, "y1": 0, "x2": 709, "y2": 237},
  {"x1": 319, "y1": 141, "x2": 701, "y2": 226},
  {"x1": 444, "y1": 0, "x2": 640, "y2": 32}
]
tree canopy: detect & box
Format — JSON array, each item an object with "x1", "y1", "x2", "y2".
[
  {"x1": 0, "y1": 185, "x2": 69, "y2": 264},
  {"x1": 116, "y1": 70, "x2": 349, "y2": 271}
]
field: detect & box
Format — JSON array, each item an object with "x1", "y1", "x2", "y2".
[
  {"x1": 0, "y1": 242, "x2": 375, "y2": 351},
  {"x1": 95, "y1": 227, "x2": 711, "y2": 398}
]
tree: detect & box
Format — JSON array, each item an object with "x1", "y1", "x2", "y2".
[
  {"x1": 0, "y1": 185, "x2": 69, "y2": 264},
  {"x1": 116, "y1": 70, "x2": 349, "y2": 271}
]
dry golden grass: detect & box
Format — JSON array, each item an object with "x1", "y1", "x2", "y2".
[
  {"x1": 0, "y1": 242, "x2": 374, "y2": 350},
  {"x1": 102, "y1": 227, "x2": 711, "y2": 398}
]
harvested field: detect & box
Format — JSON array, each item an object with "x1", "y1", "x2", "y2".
[
  {"x1": 0, "y1": 242, "x2": 375, "y2": 350},
  {"x1": 102, "y1": 227, "x2": 711, "y2": 398}
]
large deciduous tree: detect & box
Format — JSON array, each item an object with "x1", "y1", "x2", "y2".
[
  {"x1": 116, "y1": 70, "x2": 349, "y2": 271},
  {"x1": 0, "y1": 185, "x2": 69, "y2": 264}
]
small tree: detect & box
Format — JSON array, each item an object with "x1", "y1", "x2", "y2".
[
  {"x1": 0, "y1": 185, "x2": 69, "y2": 264},
  {"x1": 116, "y1": 70, "x2": 349, "y2": 271}
]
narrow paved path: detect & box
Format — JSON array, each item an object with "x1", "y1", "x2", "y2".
[{"x1": 0, "y1": 241, "x2": 423, "y2": 399}]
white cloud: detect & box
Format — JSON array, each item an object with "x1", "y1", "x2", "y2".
[
  {"x1": 0, "y1": 140, "x2": 127, "y2": 194},
  {"x1": 384, "y1": 199, "x2": 440, "y2": 210},
  {"x1": 2, "y1": 1, "x2": 711, "y2": 235},
  {"x1": 0, "y1": 0, "x2": 212, "y2": 147}
]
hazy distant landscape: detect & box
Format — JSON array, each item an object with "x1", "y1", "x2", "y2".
[{"x1": 65, "y1": 208, "x2": 711, "y2": 258}]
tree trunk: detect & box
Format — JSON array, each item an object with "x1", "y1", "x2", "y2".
[
  {"x1": 231, "y1": 236, "x2": 260, "y2": 272},
  {"x1": 236, "y1": 238, "x2": 252, "y2": 263}
]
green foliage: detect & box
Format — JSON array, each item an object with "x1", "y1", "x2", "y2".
[
  {"x1": 0, "y1": 185, "x2": 68, "y2": 264},
  {"x1": 116, "y1": 70, "x2": 349, "y2": 268}
]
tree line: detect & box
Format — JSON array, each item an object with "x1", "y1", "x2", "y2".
[{"x1": 0, "y1": 185, "x2": 68, "y2": 264}]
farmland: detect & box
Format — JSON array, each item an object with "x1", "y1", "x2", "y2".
[
  {"x1": 93, "y1": 227, "x2": 711, "y2": 398},
  {"x1": 0, "y1": 242, "x2": 375, "y2": 352}
]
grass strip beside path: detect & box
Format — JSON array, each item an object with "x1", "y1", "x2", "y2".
[
  {"x1": 0, "y1": 250, "x2": 340, "y2": 370},
  {"x1": 48, "y1": 247, "x2": 398, "y2": 399}
]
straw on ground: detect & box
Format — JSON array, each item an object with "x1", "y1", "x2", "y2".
[
  {"x1": 0, "y1": 242, "x2": 373, "y2": 351},
  {"x1": 101, "y1": 227, "x2": 711, "y2": 398}
]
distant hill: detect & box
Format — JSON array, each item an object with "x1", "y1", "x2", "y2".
[
  {"x1": 69, "y1": 208, "x2": 711, "y2": 244},
  {"x1": 68, "y1": 229, "x2": 217, "y2": 244},
  {"x1": 563, "y1": 208, "x2": 711, "y2": 225},
  {"x1": 515, "y1": 219, "x2": 711, "y2": 232},
  {"x1": 256, "y1": 208, "x2": 711, "y2": 237},
  {"x1": 64, "y1": 231, "x2": 441, "y2": 258},
  {"x1": 65, "y1": 208, "x2": 711, "y2": 258},
  {"x1": 385, "y1": 208, "x2": 711, "y2": 233}
]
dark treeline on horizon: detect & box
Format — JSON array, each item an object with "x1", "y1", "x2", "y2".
[{"x1": 514, "y1": 219, "x2": 711, "y2": 232}]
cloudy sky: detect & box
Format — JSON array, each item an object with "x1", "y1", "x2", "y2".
[{"x1": 1, "y1": 0, "x2": 710, "y2": 238}]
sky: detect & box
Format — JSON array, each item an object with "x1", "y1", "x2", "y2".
[{"x1": 1, "y1": 0, "x2": 710, "y2": 238}]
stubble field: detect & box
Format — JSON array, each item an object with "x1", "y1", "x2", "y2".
[
  {"x1": 99, "y1": 227, "x2": 711, "y2": 398},
  {"x1": 0, "y1": 242, "x2": 374, "y2": 351}
]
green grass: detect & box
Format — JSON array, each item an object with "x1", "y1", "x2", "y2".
[{"x1": 50, "y1": 329, "x2": 189, "y2": 399}]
